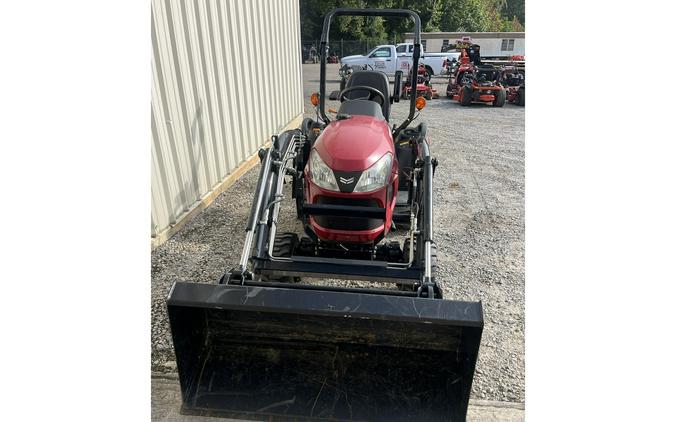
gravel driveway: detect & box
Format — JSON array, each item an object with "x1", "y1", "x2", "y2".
[{"x1": 151, "y1": 63, "x2": 525, "y2": 404}]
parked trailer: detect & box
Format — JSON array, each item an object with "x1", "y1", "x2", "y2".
[{"x1": 405, "y1": 31, "x2": 525, "y2": 60}]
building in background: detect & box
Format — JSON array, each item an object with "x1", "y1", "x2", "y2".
[
  {"x1": 151, "y1": 0, "x2": 304, "y2": 247},
  {"x1": 404, "y1": 32, "x2": 525, "y2": 58}
]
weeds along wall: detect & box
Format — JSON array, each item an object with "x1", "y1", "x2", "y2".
[{"x1": 151, "y1": 0, "x2": 303, "y2": 245}]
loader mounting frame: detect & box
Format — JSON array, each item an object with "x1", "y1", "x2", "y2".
[{"x1": 225, "y1": 123, "x2": 441, "y2": 299}]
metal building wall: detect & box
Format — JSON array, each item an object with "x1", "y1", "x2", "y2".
[{"x1": 151, "y1": 0, "x2": 303, "y2": 242}]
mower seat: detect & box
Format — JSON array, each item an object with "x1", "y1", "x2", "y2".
[
  {"x1": 343, "y1": 70, "x2": 390, "y2": 120},
  {"x1": 476, "y1": 67, "x2": 499, "y2": 82}
]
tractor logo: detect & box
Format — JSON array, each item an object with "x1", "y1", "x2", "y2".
[{"x1": 339, "y1": 176, "x2": 355, "y2": 184}]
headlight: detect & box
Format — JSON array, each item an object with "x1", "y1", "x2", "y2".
[
  {"x1": 354, "y1": 153, "x2": 392, "y2": 193},
  {"x1": 309, "y1": 149, "x2": 339, "y2": 191}
]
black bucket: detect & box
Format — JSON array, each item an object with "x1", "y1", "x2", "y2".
[{"x1": 167, "y1": 282, "x2": 483, "y2": 422}]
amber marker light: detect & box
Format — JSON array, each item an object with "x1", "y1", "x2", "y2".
[{"x1": 415, "y1": 96, "x2": 426, "y2": 110}]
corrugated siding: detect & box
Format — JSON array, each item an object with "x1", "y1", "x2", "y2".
[{"x1": 151, "y1": 0, "x2": 303, "y2": 237}]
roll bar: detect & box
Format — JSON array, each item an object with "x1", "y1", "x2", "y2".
[{"x1": 318, "y1": 8, "x2": 421, "y2": 136}]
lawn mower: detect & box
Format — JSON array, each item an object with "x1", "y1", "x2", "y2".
[
  {"x1": 508, "y1": 82, "x2": 524, "y2": 106},
  {"x1": 167, "y1": 8, "x2": 483, "y2": 422},
  {"x1": 402, "y1": 63, "x2": 438, "y2": 100},
  {"x1": 445, "y1": 39, "x2": 505, "y2": 107},
  {"x1": 500, "y1": 60, "x2": 525, "y2": 106}
]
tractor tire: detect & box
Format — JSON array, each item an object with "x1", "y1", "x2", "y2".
[
  {"x1": 460, "y1": 85, "x2": 473, "y2": 106},
  {"x1": 271, "y1": 232, "x2": 298, "y2": 257},
  {"x1": 493, "y1": 89, "x2": 506, "y2": 107},
  {"x1": 404, "y1": 239, "x2": 438, "y2": 276},
  {"x1": 261, "y1": 233, "x2": 300, "y2": 283},
  {"x1": 398, "y1": 239, "x2": 437, "y2": 292},
  {"x1": 398, "y1": 238, "x2": 416, "y2": 292},
  {"x1": 517, "y1": 87, "x2": 525, "y2": 106},
  {"x1": 292, "y1": 153, "x2": 305, "y2": 220},
  {"x1": 423, "y1": 242, "x2": 438, "y2": 278},
  {"x1": 425, "y1": 90, "x2": 432, "y2": 100},
  {"x1": 293, "y1": 175, "x2": 304, "y2": 220},
  {"x1": 339, "y1": 77, "x2": 346, "y2": 93}
]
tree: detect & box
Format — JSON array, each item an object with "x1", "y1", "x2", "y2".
[
  {"x1": 299, "y1": 0, "x2": 390, "y2": 42},
  {"x1": 500, "y1": 15, "x2": 524, "y2": 32},
  {"x1": 298, "y1": 0, "x2": 524, "y2": 43},
  {"x1": 438, "y1": 0, "x2": 491, "y2": 32},
  {"x1": 503, "y1": 0, "x2": 525, "y2": 25}
]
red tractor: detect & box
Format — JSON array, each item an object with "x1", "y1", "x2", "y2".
[
  {"x1": 402, "y1": 63, "x2": 438, "y2": 99},
  {"x1": 166, "y1": 8, "x2": 483, "y2": 422},
  {"x1": 445, "y1": 40, "x2": 505, "y2": 107}
]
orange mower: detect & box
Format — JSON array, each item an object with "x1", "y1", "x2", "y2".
[
  {"x1": 402, "y1": 64, "x2": 438, "y2": 100},
  {"x1": 501, "y1": 59, "x2": 525, "y2": 106},
  {"x1": 445, "y1": 40, "x2": 505, "y2": 107}
]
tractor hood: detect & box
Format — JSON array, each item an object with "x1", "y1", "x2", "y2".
[{"x1": 314, "y1": 115, "x2": 394, "y2": 172}]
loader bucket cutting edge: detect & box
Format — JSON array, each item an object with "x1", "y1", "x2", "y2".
[{"x1": 167, "y1": 281, "x2": 483, "y2": 422}]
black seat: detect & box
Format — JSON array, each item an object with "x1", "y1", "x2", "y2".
[
  {"x1": 343, "y1": 70, "x2": 390, "y2": 120},
  {"x1": 476, "y1": 66, "x2": 499, "y2": 82},
  {"x1": 338, "y1": 100, "x2": 385, "y2": 120}
]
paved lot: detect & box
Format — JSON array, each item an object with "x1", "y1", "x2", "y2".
[{"x1": 151, "y1": 63, "x2": 525, "y2": 417}]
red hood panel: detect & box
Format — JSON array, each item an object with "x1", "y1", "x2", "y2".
[{"x1": 314, "y1": 116, "x2": 394, "y2": 171}]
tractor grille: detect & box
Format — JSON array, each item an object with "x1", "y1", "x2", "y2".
[{"x1": 314, "y1": 196, "x2": 382, "y2": 231}]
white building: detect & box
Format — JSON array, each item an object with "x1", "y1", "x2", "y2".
[
  {"x1": 151, "y1": 0, "x2": 304, "y2": 247},
  {"x1": 404, "y1": 32, "x2": 525, "y2": 58}
]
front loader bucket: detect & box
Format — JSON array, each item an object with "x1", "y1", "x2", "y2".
[{"x1": 167, "y1": 282, "x2": 483, "y2": 422}]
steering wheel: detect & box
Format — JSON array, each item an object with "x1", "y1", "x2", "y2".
[{"x1": 339, "y1": 85, "x2": 386, "y2": 105}]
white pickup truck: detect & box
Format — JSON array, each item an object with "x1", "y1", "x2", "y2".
[{"x1": 339, "y1": 43, "x2": 460, "y2": 76}]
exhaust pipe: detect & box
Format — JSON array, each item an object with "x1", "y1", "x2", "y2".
[{"x1": 167, "y1": 282, "x2": 483, "y2": 421}]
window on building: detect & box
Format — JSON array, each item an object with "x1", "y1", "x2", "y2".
[
  {"x1": 421, "y1": 40, "x2": 427, "y2": 50},
  {"x1": 501, "y1": 39, "x2": 515, "y2": 51},
  {"x1": 442, "y1": 39, "x2": 450, "y2": 50}
]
